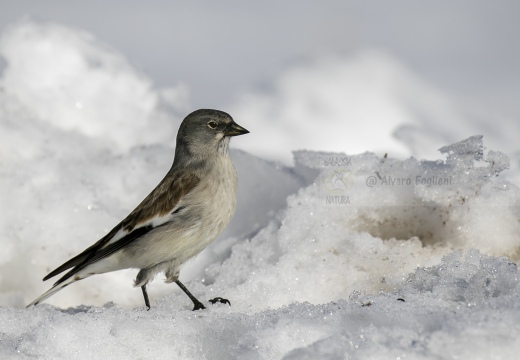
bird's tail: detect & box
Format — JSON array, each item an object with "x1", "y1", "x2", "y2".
[{"x1": 26, "y1": 275, "x2": 88, "y2": 308}]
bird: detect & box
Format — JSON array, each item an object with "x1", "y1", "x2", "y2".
[{"x1": 27, "y1": 109, "x2": 249, "y2": 311}]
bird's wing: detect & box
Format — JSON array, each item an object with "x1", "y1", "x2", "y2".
[{"x1": 43, "y1": 171, "x2": 200, "y2": 284}]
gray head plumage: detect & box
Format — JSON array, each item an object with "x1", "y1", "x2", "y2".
[{"x1": 175, "y1": 109, "x2": 249, "y2": 161}]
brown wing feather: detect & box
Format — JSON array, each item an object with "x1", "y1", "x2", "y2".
[
  {"x1": 121, "y1": 171, "x2": 200, "y2": 232},
  {"x1": 42, "y1": 171, "x2": 200, "y2": 281}
]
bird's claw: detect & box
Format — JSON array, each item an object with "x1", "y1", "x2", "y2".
[
  {"x1": 208, "y1": 297, "x2": 231, "y2": 306},
  {"x1": 192, "y1": 301, "x2": 206, "y2": 311}
]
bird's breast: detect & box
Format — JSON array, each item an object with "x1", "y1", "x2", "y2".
[
  {"x1": 172, "y1": 155, "x2": 238, "y2": 260},
  {"x1": 199, "y1": 155, "x2": 238, "y2": 234}
]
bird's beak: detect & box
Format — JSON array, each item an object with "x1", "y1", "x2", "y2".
[{"x1": 224, "y1": 122, "x2": 249, "y2": 137}]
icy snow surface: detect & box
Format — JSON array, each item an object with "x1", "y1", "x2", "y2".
[{"x1": 1, "y1": 20, "x2": 520, "y2": 359}]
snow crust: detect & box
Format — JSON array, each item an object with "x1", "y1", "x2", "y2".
[{"x1": 1, "y1": 19, "x2": 520, "y2": 360}]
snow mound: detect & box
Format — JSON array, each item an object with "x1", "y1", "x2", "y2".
[
  {"x1": 197, "y1": 135, "x2": 519, "y2": 313},
  {"x1": 230, "y1": 51, "x2": 467, "y2": 163},
  {"x1": 0, "y1": 18, "x2": 188, "y2": 152}
]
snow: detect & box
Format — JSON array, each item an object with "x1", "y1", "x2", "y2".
[
  {"x1": 1, "y1": 19, "x2": 520, "y2": 360},
  {"x1": 230, "y1": 51, "x2": 466, "y2": 162}
]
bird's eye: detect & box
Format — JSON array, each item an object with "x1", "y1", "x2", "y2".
[{"x1": 207, "y1": 121, "x2": 218, "y2": 129}]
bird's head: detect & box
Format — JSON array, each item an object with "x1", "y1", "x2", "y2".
[{"x1": 175, "y1": 109, "x2": 249, "y2": 159}]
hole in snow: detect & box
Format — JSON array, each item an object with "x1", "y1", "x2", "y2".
[{"x1": 352, "y1": 205, "x2": 452, "y2": 246}]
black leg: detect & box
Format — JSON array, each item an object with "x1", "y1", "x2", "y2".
[
  {"x1": 141, "y1": 285, "x2": 151, "y2": 310},
  {"x1": 175, "y1": 280, "x2": 206, "y2": 311}
]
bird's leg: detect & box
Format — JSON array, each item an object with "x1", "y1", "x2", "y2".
[
  {"x1": 141, "y1": 285, "x2": 151, "y2": 310},
  {"x1": 174, "y1": 280, "x2": 231, "y2": 310},
  {"x1": 175, "y1": 280, "x2": 206, "y2": 311}
]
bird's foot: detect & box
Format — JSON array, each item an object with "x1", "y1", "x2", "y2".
[
  {"x1": 192, "y1": 301, "x2": 206, "y2": 311},
  {"x1": 209, "y1": 297, "x2": 231, "y2": 306}
]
